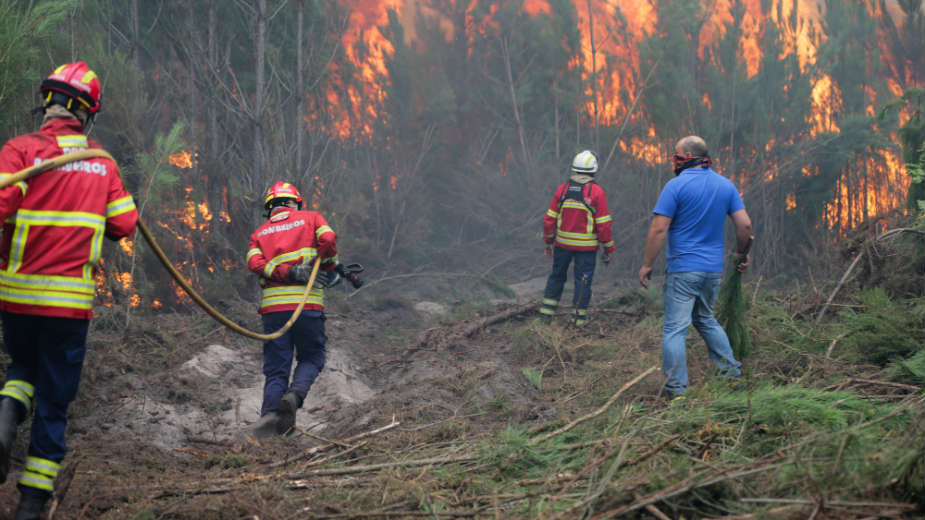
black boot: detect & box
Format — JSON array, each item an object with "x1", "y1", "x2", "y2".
[
  {"x1": 14, "y1": 489, "x2": 49, "y2": 520},
  {"x1": 251, "y1": 412, "x2": 280, "y2": 439},
  {"x1": 276, "y1": 393, "x2": 299, "y2": 435},
  {"x1": 0, "y1": 397, "x2": 23, "y2": 484}
]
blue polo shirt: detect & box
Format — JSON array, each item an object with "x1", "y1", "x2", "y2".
[{"x1": 652, "y1": 167, "x2": 745, "y2": 273}]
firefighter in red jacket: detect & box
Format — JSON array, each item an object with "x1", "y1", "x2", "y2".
[
  {"x1": 0, "y1": 62, "x2": 138, "y2": 519},
  {"x1": 247, "y1": 182, "x2": 338, "y2": 437},
  {"x1": 541, "y1": 151, "x2": 615, "y2": 325}
]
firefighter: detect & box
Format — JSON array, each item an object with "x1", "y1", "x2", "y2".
[
  {"x1": 247, "y1": 182, "x2": 338, "y2": 437},
  {"x1": 541, "y1": 150, "x2": 616, "y2": 325},
  {"x1": 0, "y1": 62, "x2": 138, "y2": 519}
]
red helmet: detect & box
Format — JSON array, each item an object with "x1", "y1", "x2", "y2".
[
  {"x1": 40, "y1": 62, "x2": 101, "y2": 114},
  {"x1": 264, "y1": 182, "x2": 303, "y2": 209}
]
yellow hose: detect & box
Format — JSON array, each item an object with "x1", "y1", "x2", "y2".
[{"x1": 0, "y1": 149, "x2": 318, "y2": 340}]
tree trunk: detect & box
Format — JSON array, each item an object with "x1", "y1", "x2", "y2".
[
  {"x1": 501, "y1": 37, "x2": 529, "y2": 168},
  {"x1": 253, "y1": 0, "x2": 267, "y2": 192},
  {"x1": 295, "y1": 0, "x2": 305, "y2": 182}
]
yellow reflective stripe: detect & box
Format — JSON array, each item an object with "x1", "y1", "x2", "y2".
[
  {"x1": 25, "y1": 456, "x2": 60, "y2": 478},
  {"x1": 80, "y1": 70, "x2": 97, "y2": 85},
  {"x1": 546, "y1": 209, "x2": 559, "y2": 218},
  {"x1": 556, "y1": 230, "x2": 595, "y2": 240},
  {"x1": 19, "y1": 471, "x2": 54, "y2": 491},
  {"x1": 542, "y1": 298, "x2": 557, "y2": 306},
  {"x1": 261, "y1": 285, "x2": 323, "y2": 307},
  {"x1": 0, "y1": 271, "x2": 94, "y2": 294},
  {"x1": 0, "y1": 173, "x2": 27, "y2": 196},
  {"x1": 560, "y1": 201, "x2": 590, "y2": 211},
  {"x1": 574, "y1": 308, "x2": 588, "y2": 316},
  {"x1": 0, "y1": 380, "x2": 35, "y2": 412},
  {"x1": 263, "y1": 248, "x2": 316, "y2": 278},
  {"x1": 85, "y1": 227, "x2": 104, "y2": 280},
  {"x1": 555, "y1": 236, "x2": 598, "y2": 248},
  {"x1": 601, "y1": 240, "x2": 615, "y2": 248},
  {"x1": 56, "y1": 135, "x2": 88, "y2": 148},
  {"x1": 321, "y1": 254, "x2": 338, "y2": 264},
  {"x1": 315, "y1": 225, "x2": 333, "y2": 239},
  {"x1": 246, "y1": 248, "x2": 262, "y2": 262},
  {"x1": 539, "y1": 307, "x2": 555, "y2": 316},
  {"x1": 14, "y1": 209, "x2": 105, "y2": 229},
  {"x1": 106, "y1": 195, "x2": 136, "y2": 218},
  {"x1": 2, "y1": 380, "x2": 34, "y2": 398},
  {"x1": 0, "y1": 284, "x2": 94, "y2": 309},
  {"x1": 594, "y1": 215, "x2": 612, "y2": 224},
  {"x1": 9, "y1": 220, "x2": 29, "y2": 273}
]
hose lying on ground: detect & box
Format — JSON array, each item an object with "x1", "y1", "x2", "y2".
[{"x1": 0, "y1": 149, "x2": 319, "y2": 341}]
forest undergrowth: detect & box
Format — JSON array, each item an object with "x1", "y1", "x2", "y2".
[{"x1": 2, "y1": 233, "x2": 922, "y2": 520}]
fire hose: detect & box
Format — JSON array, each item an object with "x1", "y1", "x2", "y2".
[{"x1": 0, "y1": 149, "x2": 319, "y2": 341}]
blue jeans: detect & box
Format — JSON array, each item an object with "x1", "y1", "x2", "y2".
[
  {"x1": 261, "y1": 311, "x2": 327, "y2": 416},
  {"x1": 541, "y1": 247, "x2": 597, "y2": 319},
  {"x1": 662, "y1": 272, "x2": 741, "y2": 397}
]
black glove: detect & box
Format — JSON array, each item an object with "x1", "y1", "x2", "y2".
[
  {"x1": 288, "y1": 263, "x2": 312, "y2": 284},
  {"x1": 314, "y1": 270, "x2": 341, "y2": 288}
]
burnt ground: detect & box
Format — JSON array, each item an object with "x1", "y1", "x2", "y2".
[
  {"x1": 5, "y1": 266, "x2": 910, "y2": 519},
  {"x1": 0, "y1": 268, "x2": 687, "y2": 519}
]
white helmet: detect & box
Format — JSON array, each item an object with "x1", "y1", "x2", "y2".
[{"x1": 571, "y1": 150, "x2": 598, "y2": 174}]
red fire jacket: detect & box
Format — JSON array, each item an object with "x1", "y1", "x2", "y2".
[
  {"x1": 0, "y1": 118, "x2": 139, "y2": 319},
  {"x1": 543, "y1": 177, "x2": 616, "y2": 253},
  {"x1": 247, "y1": 207, "x2": 337, "y2": 314}
]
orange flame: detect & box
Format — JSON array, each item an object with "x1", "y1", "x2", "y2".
[{"x1": 169, "y1": 151, "x2": 194, "y2": 169}]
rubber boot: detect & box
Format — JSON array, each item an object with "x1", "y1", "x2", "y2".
[
  {"x1": 251, "y1": 412, "x2": 280, "y2": 438},
  {"x1": 0, "y1": 397, "x2": 23, "y2": 484},
  {"x1": 276, "y1": 393, "x2": 299, "y2": 435},
  {"x1": 14, "y1": 489, "x2": 49, "y2": 520}
]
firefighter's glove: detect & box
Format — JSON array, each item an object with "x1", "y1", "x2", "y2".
[
  {"x1": 289, "y1": 263, "x2": 313, "y2": 284},
  {"x1": 601, "y1": 252, "x2": 611, "y2": 265},
  {"x1": 314, "y1": 270, "x2": 341, "y2": 289}
]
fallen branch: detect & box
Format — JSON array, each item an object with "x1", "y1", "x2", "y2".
[
  {"x1": 531, "y1": 366, "x2": 658, "y2": 444},
  {"x1": 816, "y1": 227, "x2": 924, "y2": 325},
  {"x1": 286, "y1": 455, "x2": 476, "y2": 479},
  {"x1": 741, "y1": 497, "x2": 917, "y2": 509},
  {"x1": 405, "y1": 302, "x2": 541, "y2": 355},
  {"x1": 590, "y1": 458, "x2": 790, "y2": 519},
  {"x1": 270, "y1": 416, "x2": 399, "y2": 468}
]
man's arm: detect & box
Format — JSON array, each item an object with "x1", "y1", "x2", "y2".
[
  {"x1": 730, "y1": 208, "x2": 752, "y2": 272},
  {"x1": 638, "y1": 215, "x2": 671, "y2": 288}
]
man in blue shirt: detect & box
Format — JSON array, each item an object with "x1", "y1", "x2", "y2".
[{"x1": 638, "y1": 136, "x2": 752, "y2": 401}]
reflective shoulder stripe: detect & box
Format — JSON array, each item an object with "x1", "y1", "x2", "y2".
[
  {"x1": 246, "y1": 248, "x2": 262, "y2": 261},
  {"x1": 56, "y1": 135, "x2": 88, "y2": 148},
  {"x1": 546, "y1": 209, "x2": 559, "y2": 218},
  {"x1": 106, "y1": 195, "x2": 136, "y2": 218},
  {"x1": 594, "y1": 215, "x2": 612, "y2": 224},
  {"x1": 315, "y1": 225, "x2": 334, "y2": 239}
]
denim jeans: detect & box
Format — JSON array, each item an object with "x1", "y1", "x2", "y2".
[{"x1": 662, "y1": 271, "x2": 741, "y2": 397}]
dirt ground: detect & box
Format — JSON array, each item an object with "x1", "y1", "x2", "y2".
[{"x1": 0, "y1": 270, "x2": 693, "y2": 519}]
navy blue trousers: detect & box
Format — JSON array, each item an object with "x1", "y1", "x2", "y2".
[
  {"x1": 542, "y1": 247, "x2": 597, "y2": 311},
  {"x1": 1, "y1": 311, "x2": 88, "y2": 496},
  {"x1": 260, "y1": 311, "x2": 326, "y2": 417}
]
